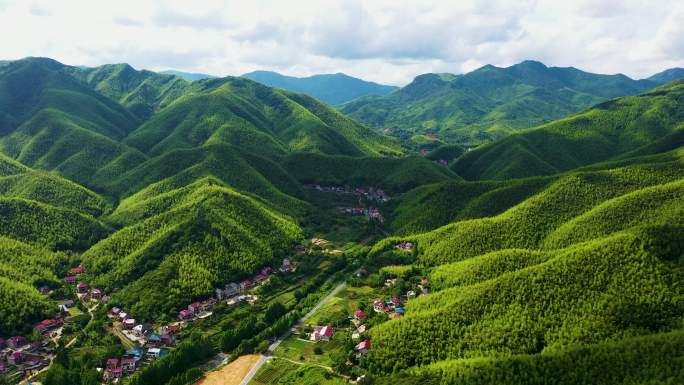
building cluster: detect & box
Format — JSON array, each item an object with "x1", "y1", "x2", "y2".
[
  {"x1": 180, "y1": 260, "x2": 293, "y2": 321},
  {"x1": 63, "y1": 265, "x2": 112, "y2": 304},
  {"x1": 343, "y1": 207, "x2": 385, "y2": 222},
  {"x1": 303, "y1": 184, "x2": 391, "y2": 203},
  {"x1": 103, "y1": 346, "x2": 169, "y2": 382},
  {"x1": 0, "y1": 329, "x2": 54, "y2": 381}
]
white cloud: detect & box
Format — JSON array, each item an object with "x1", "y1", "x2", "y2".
[{"x1": 0, "y1": 0, "x2": 682, "y2": 85}]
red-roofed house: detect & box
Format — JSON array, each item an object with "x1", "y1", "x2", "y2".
[
  {"x1": 70, "y1": 265, "x2": 85, "y2": 275},
  {"x1": 188, "y1": 302, "x2": 202, "y2": 314},
  {"x1": 355, "y1": 339, "x2": 371, "y2": 354},
  {"x1": 77, "y1": 282, "x2": 89, "y2": 293},
  {"x1": 104, "y1": 367, "x2": 123, "y2": 381},
  {"x1": 261, "y1": 266, "x2": 274, "y2": 275},
  {"x1": 64, "y1": 276, "x2": 77, "y2": 285},
  {"x1": 178, "y1": 309, "x2": 193, "y2": 320},
  {"x1": 391, "y1": 297, "x2": 401, "y2": 306},
  {"x1": 240, "y1": 280, "x2": 254, "y2": 291},
  {"x1": 389, "y1": 312, "x2": 403, "y2": 319},
  {"x1": 106, "y1": 358, "x2": 119, "y2": 369},
  {"x1": 354, "y1": 311, "x2": 368, "y2": 320},
  {"x1": 91, "y1": 288, "x2": 103, "y2": 299},
  {"x1": 121, "y1": 357, "x2": 136, "y2": 372},
  {"x1": 254, "y1": 274, "x2": 268, "y2": 282},
  {"x1": 34, "y1": 318, "x2": 63, "y2": 334},
  {"x1": 310, "y1": 326, "x2": 334, "y2": 341}
]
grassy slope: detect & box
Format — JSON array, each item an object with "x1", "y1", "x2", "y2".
[{"x1": 452, "y1": 80, "x2": 684, "y2": 180}]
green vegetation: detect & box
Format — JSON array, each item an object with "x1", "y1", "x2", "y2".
[
  {"x1": 283, "y1": 153, "x2": 457, "y2": 193},
  {"x1": 453, "y1": 80, "x2": 684, "y2": 180},
  {"x1": 341, "y1": 60, "x2": 667, "y2": 146}
]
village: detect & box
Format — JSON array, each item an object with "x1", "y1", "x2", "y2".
[
  {"x1": 0, "y1": 251, "x2": 300, "y2": 384},
  {"x1": 248, "y1": 245, "x2": 430, "y2": 384}
]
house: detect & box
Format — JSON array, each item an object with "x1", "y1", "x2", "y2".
[
  {"x1": 8, "y1": 336, "x2": 27, "y2": 348},
  {"x1": 225, "y1": 282, "x2": 240, "y2": 297},
  {"x1": 106, "y1": 358, "x2": 119, "y2": 370},
  {"x1": 354, "y1": 311, "x2": 368, "y2": 320},
  {"x1": 254, "y1": 273, "x2": 268, "y2": 283},
  {"x1": 77, "y1": 282, "x2": 89, "y2": 293},
  {"x1": 389, "y1": 312, "x2": 403, "y2": 319},
  {"x1": 8, "y1": 351, "x2": 23, "y2": 365},
  {"x1": 310, "y1": 326, "x2": 334, "y2": 342},
  {"x1": 132, "y1": 324, "x2": 146, "y2": 336},
  {"x1": 161, "y1": 333, "x2": 176, "y2": 346},
  {"x1": 121, "y1": 357, "x2": 136, "y2": 372},
  {"x1": 104, "y1": 367, "x2": 123, "y2": 381},
  {"x1": 91, "y1": 288, "x2": 103, "y2": 299},
  {"x1": 280, "y1": 258, "x2": 292, "y2": 272},
  {"x1": 373, "y1": 300, "x2": 385, "y2": 312},
  {"x1": 69, "y1": 265, "x2": 85, "y2": 275},
  {"x1": 394, "y1": 307, "x2": 405, "y2": 315},
  {"x1": 110, "y1": 307, "x2": 121, "y2": 315},
  {"x1": 355, "y1": 339, "x2": 371, "y2": 354},
  {"x1": 64, "y1": 276, "x2": 77, "y2": 285},
  {"x1": 147, "y1": 347, "x2": 169, "y2": 358},
  {"x1": 147, "y1": 334, "x2": 162, "y2": 346},
  {"x1": 420, "y1": 277, "x2": 429, "y2": 286},
  {"x1": 126, "y1": 347, "x2": 145, "y2": 361},
  {"x1": 178, "y1": 309, "x2": 193, "y2": 320},
  {"x1": 407, "y1": 290, "x2": 417, "y2": 299},
  {"x1": 240, "y1": 280, "x2": 254, "y2": 291},
  {"x1": 34, "y1": 318, "x2": 63, "y2": 334},
  {"x1": 101, "y1": 295, "x2": 112, "y2": 303},
  {"x1": 120, "y1": 312, "x2": 129, "y2": 320},
  {"x1": 391, "y1": 297, "x2": 401, "y2": 306},
  {"x1": 38, "y1": 285, "x2": 50, "y2": 294},
  {"x1": 199, "y1": 298, "x2": 217, "y2": 311},
  {"x1": 123, "y1": 318, "x2": 136, "y2": 329},
  {"x1": 188, "y1": 302, "x2": 202, "y2": 314},
  {"x1": 352, "y1": 324, "x2": 367, "y2": 340},
  {"x1": 261, "y1": 266, "x2": 274, "y2": 275}
]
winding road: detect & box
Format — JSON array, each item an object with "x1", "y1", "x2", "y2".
[{"x1": 238, "y1": 280, "x2": 349, "y2": 385}]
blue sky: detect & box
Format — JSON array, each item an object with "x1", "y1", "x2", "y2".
[{"x1": 0, "y1": 0, "x2": 682, "y2": 85}]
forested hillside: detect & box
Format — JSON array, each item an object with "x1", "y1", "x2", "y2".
[
  {"x1": 452, "y1": 80, "x2": 684, "y2": 180},
  {"x1": 341, "y1": 60, "x2": 676, "y2": 146},
  {"x1": 0, "y1": 55, "x2": 682, "y2": 385}
]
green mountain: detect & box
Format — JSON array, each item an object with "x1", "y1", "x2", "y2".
[
  {"x1": 452, "y1": 80, "x2": 684, "y2": 180},
  {"x1": 361, "y1": 83, "x2": 684, "y2": 383},
  {"x1": 242, "y1": 70, "x2": 398, "y2": 105},
  {"x1": 341, "y1": 60, "x2": 668, "y2": 146},
  {"x1": 0, "y1": 55, "x2": 682, "y2": 385},
  {"x1": 648, "y1": 68, "x2": 684, "y2": 84}
]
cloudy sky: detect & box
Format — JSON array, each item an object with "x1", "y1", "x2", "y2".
[{"x1": 0, "y1": 0, "x2": 682, "y2": 85}]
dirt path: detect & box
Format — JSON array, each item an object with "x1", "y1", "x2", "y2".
[{"x1": 196, "y1": 355, "x2": 262, "y2": 385}]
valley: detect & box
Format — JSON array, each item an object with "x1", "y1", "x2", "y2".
[{"x1": 0, "y1": 56, "x2": 682, "y2": 385}]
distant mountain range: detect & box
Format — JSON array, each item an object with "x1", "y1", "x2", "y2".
[
  {"x1": 159, "y1": 69, "x2": 215, "y2": 81},
  {"x1": 341, "y1": 60, "x2": 684, "y2": 146},
  {"x1": 241, "y1": 70, "x2": 398, "y2": 105}
]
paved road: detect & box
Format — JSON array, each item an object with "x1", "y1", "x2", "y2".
[{"x1": 239, "y1": 280, "x2": 349, "y2": 385}]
